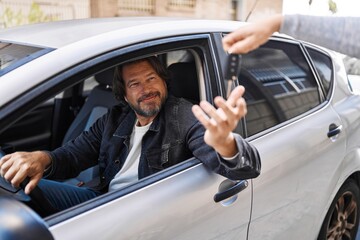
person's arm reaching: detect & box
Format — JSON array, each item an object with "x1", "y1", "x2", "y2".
[
  {"x1": 223, "y1": 14, "x2": 360, "y2": 59},
  {"x1": 223, "y1": 14, "x2": 282, "y2": 55}
]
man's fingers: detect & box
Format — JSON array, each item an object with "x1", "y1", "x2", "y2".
[
  {"x1": 0, "y1": 157, "x2": 13, "y2": 177},
  {"x1": 0, "y1": 154, "x2": 12, "y2": 169},
  {"x1": 9, "y1": 167, "x2": 30, "y2": 188},
  {"x1": 192, "y1": 105, "x2": 213, "y2": 129},
  {"x1": 25, "y1": 175, "x2": 41, "y2": 195},
  {"x1": 192, "y1": 104, "x2": 221, "y2": 131},
  {"x1": 3, "y1": 166, "x2": 18, "y2": 184},
  {"x1": 227, "y1": 86, "x2": 245, "y2": 106},
  {"x1": 199, "y1": 100, "x2": 228, "y2": 124},
  {"x1": 214, "y1": 97, "x2": 238, "y2": 125},
  {"x1": 236, "y1": 97, "x2": 247, "y2": 117}
]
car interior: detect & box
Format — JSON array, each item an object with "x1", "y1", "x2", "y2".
[
  {"x1": 0, "y1": 48, "x2": 204, "y2": 217},
  {"x1": 0, "y1": 39, "x2": 325, "y2": 218},
  {"x1": 61, "y1": 50, "x2": 202, "y2": 187}
]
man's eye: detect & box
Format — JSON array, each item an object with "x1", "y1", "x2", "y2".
[{"x1": 129, "y1": 82, "x2": 139, "y2": 88}]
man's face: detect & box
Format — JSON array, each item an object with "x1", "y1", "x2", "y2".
[{"x1": 122, "y1": 60, "x2": 168, "y2": 121}]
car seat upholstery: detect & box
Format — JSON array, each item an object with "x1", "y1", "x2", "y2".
[
  {"x1": 63, "y1": 68, "x2": 119, "y2": 186},
  {"x1": 167, "y1": 62, "x2": 200, "y2": 103},
  {"x1": 62, "y1": 68, "x2": 118, "y2": 145}
]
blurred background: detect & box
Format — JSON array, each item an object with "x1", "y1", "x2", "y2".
[
  {"x1": 0, "y1": 0, "x2": 359, "y2": 73},
  {"x1": 0, "y1": 0, "x2": 358, "y2": 28}
]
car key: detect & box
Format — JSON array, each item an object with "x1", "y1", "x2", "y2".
[{"x1": 225, "y1": 54, "x2": 242, "y2": 98}]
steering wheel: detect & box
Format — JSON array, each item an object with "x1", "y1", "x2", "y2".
[{"x1": 0, "y1": 148, "x2": 58, "y2": 217}]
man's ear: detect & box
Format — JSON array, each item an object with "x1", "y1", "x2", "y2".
[{"x1": 124, "y1": 96, "x2": 128, "y2": 102}]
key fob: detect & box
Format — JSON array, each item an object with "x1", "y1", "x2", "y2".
[
  {"x1": 225, "y1": 54, "x2": 241, "y2": 97},
  {"x1": 225, "y1": 54, "x2": 241, "y2": 81}
]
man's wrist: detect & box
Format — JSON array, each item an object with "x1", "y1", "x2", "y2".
[
  {"x1": 40, "y1": 151, "x2": 53, "y2": 172},
  {"x1": 214, "y1": 134, "x2": 238, "y2": 158}
]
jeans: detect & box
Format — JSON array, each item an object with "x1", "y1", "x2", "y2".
[{"x1": 38, "y1": 179, "x2": 101, "y2": 212}]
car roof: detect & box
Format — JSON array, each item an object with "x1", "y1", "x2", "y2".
[
  {"x1": 0, "y1": 17, "x2": 245, "y2": 48},
  {"x1": 0, "y1": 17, "x2": 252, "y2": 108}
]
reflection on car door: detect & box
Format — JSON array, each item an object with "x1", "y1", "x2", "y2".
[{"x1": 241, "y1": 40, "x2": 346, "y2": 239}]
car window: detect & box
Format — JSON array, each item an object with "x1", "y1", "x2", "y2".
[
  {"x1": 0, "y1": 36, "x2": 215, "y2": 221},
  {"x1": 165, "y1": 50, "x2": 194, "y2": 65},
  {"x1": 305, "y1": 47, "x2": 333, "y2": 98},
  {"x1": 0, "y1": 42, "x2": 52, "y2": 76},
  {"x1": 238, "y1": 40, "x2": 321, "y2": 136}
]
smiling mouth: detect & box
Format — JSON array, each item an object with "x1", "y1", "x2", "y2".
[{"x1": 138, "y1": 92, "x2": 160, "y2": 103}]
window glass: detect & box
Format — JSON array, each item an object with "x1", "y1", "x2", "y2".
[
  {"x1": 165, "y1": 50, "x2": 194, "y2": 66},
  {"x1": 306, "y1": 47, "x2": 333, "y2": 97},
  {"x1": 239, "y1": 41, "x2": 321, "y2": 136},
  {"x1": 0, "y1": 42, "x2": 51, "y2": 76}
]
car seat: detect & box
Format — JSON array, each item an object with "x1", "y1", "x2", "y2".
[
  {"x1": 62, "y1": 68, "x2": 118, "y2": 145},
  {"x1": 63, "y1": 68, "x2": 119, "y2": 186}
]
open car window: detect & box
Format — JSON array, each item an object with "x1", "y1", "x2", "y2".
[{"x1": 0, "y1": 38, "x2": 215, "y2": 222}]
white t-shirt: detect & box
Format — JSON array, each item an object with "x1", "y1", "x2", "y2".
[{"x1": 108, "y1": 121, "x2": 151, "y2": 191}]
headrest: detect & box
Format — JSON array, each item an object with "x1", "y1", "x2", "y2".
[
  {"x1": 167, "y1": 62, "x2": 199, "y2": 102},
  {"x1": 95, "y1": 68, "x2": 115, "y2": 87}
]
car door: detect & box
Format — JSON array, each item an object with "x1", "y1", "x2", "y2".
[
  {"x1": 42, "y1": 35, "x2": 252, "y2": 240},
  {"x1": 235, "y1": 39, "x2": 346, "y2": 239}
]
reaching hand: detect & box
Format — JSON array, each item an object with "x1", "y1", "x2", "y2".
[
  {"x1": 191, "y1": 85, "x2": 247, "y2": 158},
  {"x1": 0, "y1": 151, "x2": 51, "y2": 194},
  {"x1": 223, "y1": 14, "x2": 283, "y2": 54}
]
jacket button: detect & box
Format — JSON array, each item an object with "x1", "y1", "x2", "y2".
[
  {"x1": 101, "y1": 176, "x2": 105, "y2": 180},
  {"x1": 114, "y1": 159, "x2": 120, "y2": 164}
]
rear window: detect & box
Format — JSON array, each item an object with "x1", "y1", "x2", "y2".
[
  {"x1": 239, "y1": 40, "x2": 321, "y2": 136},
  {"x1": 0, "y1": 42, "x2": 52, "y2": 76}
]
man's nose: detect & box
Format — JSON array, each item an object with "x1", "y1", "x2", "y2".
[{"x1": 140, "y1": 80, "x2": 153, "y2": 92}]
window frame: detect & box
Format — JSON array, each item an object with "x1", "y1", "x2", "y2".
[
  {"x1": 302, "y1": 43, "x2": 335, "y2": 101},
  {"x1": 238, "y1": 37, "x2": 331, "y2": 139},
  {"x1": 32, "y1": 34, "x2": 222, "y2": 224}
]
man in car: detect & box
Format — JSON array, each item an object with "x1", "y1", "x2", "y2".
[{"x1": 0, "y1": 56, "x2": 260, "y2": 212}]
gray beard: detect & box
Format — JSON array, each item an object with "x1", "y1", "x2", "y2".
[
  {"x1": 129, "y1": 103, "x2": 162, "y2": 117},
  {"x1": 128, "y1": 92, "x2": 167, "y2": 117}
]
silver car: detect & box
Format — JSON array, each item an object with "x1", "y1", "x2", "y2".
[{"x1": 0, "y1": 18, "x2": 360, "y2": 240}]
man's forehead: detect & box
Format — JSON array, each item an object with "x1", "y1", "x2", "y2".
[{"x1": 123, "y1": 61, "x2": 156, "y2": 81}]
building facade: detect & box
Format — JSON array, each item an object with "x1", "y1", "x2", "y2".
[{"x1": 0, "y1": 0, "x2": 282, "y2": 28}]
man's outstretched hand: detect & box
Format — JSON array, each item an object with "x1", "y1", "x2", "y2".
[{"x1": 192, "y1": 85, "x2": 247, "y2": 158}]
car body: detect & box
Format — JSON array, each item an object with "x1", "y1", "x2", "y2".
[{"x1": 1, "y1": 17, "x2": 360, "y2": 240}]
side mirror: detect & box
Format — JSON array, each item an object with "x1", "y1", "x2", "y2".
[{"x1": 0, "y1": 197, "x2": 54, "y2": 240}]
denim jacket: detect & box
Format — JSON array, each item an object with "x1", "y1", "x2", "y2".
[{"x1": 48, "y1": 95, "x2": 261, "y2": 191}]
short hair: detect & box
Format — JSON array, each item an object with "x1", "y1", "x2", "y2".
[{"x1": 113, "y1": 56, "x2": 170, "y2": 101}]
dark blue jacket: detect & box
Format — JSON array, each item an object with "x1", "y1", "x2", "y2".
[{"x1": 48, "y1": 95, "x2": 261, "y2": 191}]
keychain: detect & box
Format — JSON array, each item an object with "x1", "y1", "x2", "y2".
[{"x1": 225, "y1": 54, "x2": 242, "y2": 98}]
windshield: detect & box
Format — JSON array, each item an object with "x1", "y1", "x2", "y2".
[{"x1": 0, "y1": 42, "x2": 52, "y2": 76}]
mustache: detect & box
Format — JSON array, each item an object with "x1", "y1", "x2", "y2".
[{"x1": 138, "y1": 92, "x2": 160, "y2": 103}]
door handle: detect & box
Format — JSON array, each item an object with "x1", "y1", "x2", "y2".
[
  {"x1": 214, "y1": 180, "x2": 248, "y2": 203},
  {"x1": 327, "y1": 124, "x2": 342, "y2": 138}
]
